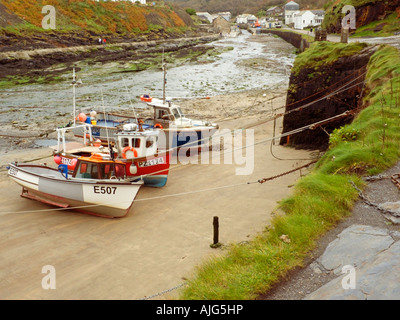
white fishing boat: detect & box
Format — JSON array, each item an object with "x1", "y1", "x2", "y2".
[
  {"x1": 7, "y1": 157, "x2": 143, "y2": 218},
  {"x1": 71, "y1": 64, "x2": 219, "y2": 151}
]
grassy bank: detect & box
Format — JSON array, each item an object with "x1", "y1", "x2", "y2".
[
  {"x1": 291, "y1": 41, "x2": 369, "y2": 76},
  {"x1": 179, "y1": 44, "x2": 400, "y2": 300},
  {"x1": 352, "y1": 11, "x2": 400, "y2": 37}
]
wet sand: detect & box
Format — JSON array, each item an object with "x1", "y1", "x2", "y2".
[{"x1": 0, "y1": 89, "x2": 312, "y2": 300}]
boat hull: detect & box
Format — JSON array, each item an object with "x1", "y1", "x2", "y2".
[
  {"x1": 7, "y1": 163, "x2": 143, "y2": 218},
  {"x1": 127, "y1": 153, "x2": 170, "y2": 188}
]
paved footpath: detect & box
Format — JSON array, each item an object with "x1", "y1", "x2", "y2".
[
  {"x1": 304, "y1": 225, "x2": 400, "y2": 299},
  {"x1": 290, "y1": 28, "x2": 400, "y2": 49},
  {"x1": 304, "y1": 162, "x2": 400, "y2": 300}
]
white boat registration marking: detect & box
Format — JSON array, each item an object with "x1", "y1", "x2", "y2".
[
  {"x1": 61, "y1": 157, "x2": 73, "y2": 166},
  {"x1": 8, "y1": 167, "x2": 19, "y2": 176},
  {"x1": 138, "y1": 157, "x2": 164, "y2": 167}
]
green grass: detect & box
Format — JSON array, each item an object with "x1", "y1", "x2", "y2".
[
  {"x1": 292, "y1": 41, "x2": 369, "y2": 76},
  {"x1": 0, "y1": 74, "x2": 64, "y2": 89},
  {"x1": 352, "y1": 12, "x2": 400, "y2": 37},
  {"x1": 323, "y1": 0, "x2": 400, "y2": 36},
  {"x1": 179, "y1": 44, "x2": 400, "y2": 300}
]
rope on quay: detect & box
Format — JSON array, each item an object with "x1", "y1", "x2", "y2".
[
  {"x1": 139, "y1": 283, "x2": 187, "y2": 300},
  {"x1": 2, "y1": 158, "x2": 317, "y2": 215}
]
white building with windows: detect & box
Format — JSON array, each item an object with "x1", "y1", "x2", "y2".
[
  {"x1": 284, "y1": 1, "x2": 300, "y2": 25},
  {"x1": 293, "y1": 10, "x2": 325, "y2": 30}
]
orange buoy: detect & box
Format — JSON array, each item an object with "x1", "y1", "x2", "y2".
[
  {"x1": 154, "y1": 123, "x2": 163, "y2": 129},
  {"x1": 78, "y1": 113, "x2": 87, "y2": 122},
  {"x1": 94, "y1": 139, "x2": 102, "y2": 147},
  {"x1": 122, "y1": 146, "x2": 138, "y2": 159},
  {"x1": 140, "y1": 94, "x2": 152, "y2": 102}
]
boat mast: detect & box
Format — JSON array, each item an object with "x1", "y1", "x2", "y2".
[
  {"x1": 72, "y1": 68, "x2": 77, "y2": 127},
  {"x1": 71, "y1": 68, "x2": 82, "y2": 127},
  {"x1": 162, "y1": 48, "x2": 167, "y2": 105}
]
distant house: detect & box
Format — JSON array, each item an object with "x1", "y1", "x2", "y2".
[
  {"x1": 217, "y1": 12, "x2": 232, "y2": 22},
  {"x1": 197, "y1": 12, "x2": 214, "y2": 23},
  {"x1": 266, "y1": 6, "x2": 283, "y2": 17},
  {"x1": 213, "y1": 16, "x2": 231, "y2": 34},
  {"x1": 236, "y1": 14, "x2": 257, "y2": 25},
  {"x1": 284, "y1": 1, "x2": 300, "y2": 25}
]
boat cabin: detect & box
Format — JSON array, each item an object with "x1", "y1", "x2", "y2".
[
  {"x1": 146, "y1": 99, "x2": 186, "y2": 128},
  {"x1": 116, "y1": 125, "x2": 159, "y2": 159},
  {"x1": 73, "y1": 157, "x2": 127, "y2": 180}
]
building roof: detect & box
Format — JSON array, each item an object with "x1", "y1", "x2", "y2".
[
  {"x1": 285, "y1": 1, "x2": 300, "y2": 10},
  {"x1": 311, "y1": 10, "x2": 325, "y2": 16},
  {"x1": 267, "y1": 6, "x2": 281, "y2": 12}
]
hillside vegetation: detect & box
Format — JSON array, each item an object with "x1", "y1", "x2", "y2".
[
  {"x1": 0, "y1": 0, "x2": 193, "y2": 36},
  {"x1": 322, "y1": 0, "x2": 400, "y2": 35}
]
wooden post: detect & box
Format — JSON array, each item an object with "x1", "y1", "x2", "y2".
[
  {"x1": 320, "y1": 29, "x2": 327, "y2": 41},
  {"x1": 314, "y1": 29, "x2": 321, "y2": 41},
  {"x1": 213, "y1": 216, "x2": 219, "y2": 245},
  {"x1": 341, "y1": 27, "x2": 349, "y2": 43},
  {"x1": 210, "y1": 216, "x2": 221, "y2": 248}
]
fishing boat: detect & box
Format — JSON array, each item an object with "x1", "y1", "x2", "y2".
[
  {"x1": 71, "y1": 64, "x2": 219, "y2": 151},
  {"x1": 7, "y1": 157, "x2": 144, "y2": 218},
  {"x1": 72, "y1": 98, "x2": 219, "y2": 151},
  {"x1": 55, "y1": 123, "x2": 170, "y2": 188}
]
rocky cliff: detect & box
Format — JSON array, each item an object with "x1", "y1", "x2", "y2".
[{"x1": 279, "y1": 42, "x2": 378, "y2": 150}]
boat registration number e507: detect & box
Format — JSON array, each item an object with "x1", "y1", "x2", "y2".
[{"x1": 93, "y1": 186, "x2": 117, "y2": 195}]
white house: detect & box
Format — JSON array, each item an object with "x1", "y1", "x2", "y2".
[
  {"x1": 284, "y1": 1, "x2": 300, "y2": 25},
  {"x1": 293, "y1": 10, "x2": 325, "y2": 30},
  {"x1": 312, "y1": 10, "x2": 325, "y2": 25}
]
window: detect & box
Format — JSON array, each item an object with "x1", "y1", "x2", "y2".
[
  {"x1": 91, "y1": 163, "x2": 99, "y2": 179},
  {"x1": 80, "y1": 163, "x2": 87, "y2": 175},
  {"x1": 157, "y1": 109, "x2": 168, "y2": 120},
  {"x1": 99, "y1": 163, "x2": 126, "y2": 179},
  {"x1": 172, "y1": 108, "x2": 180, "y2": 119},
  {"x1": 115, "y1": 164, "x2": 125, "y2": 178},
  {"x1": 75, "y1": 162, "x2": 95, "y2": 179},
  {"x1": 132, "y1": 138, "x2": 140, "y2": 148},
  {"x1": 146, "y1": 137, "x2": 155, "y2": 148},
  {"x1": 122, "y1": 138, "x2": 129, "y2": 148}
]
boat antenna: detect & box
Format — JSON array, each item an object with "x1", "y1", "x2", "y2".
[
  {"x1": 101, "y1": 91, "x2": 112, "y2": 158},
  {"x1": 162, "y1": 48, "x2": 167, "y2": 105},
  {"x1": 71, "y1": 67, "x2": 82, "y2": 127},
  {"x1": 123, "y1": 78, "x2": 139, "y2": 124}
]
